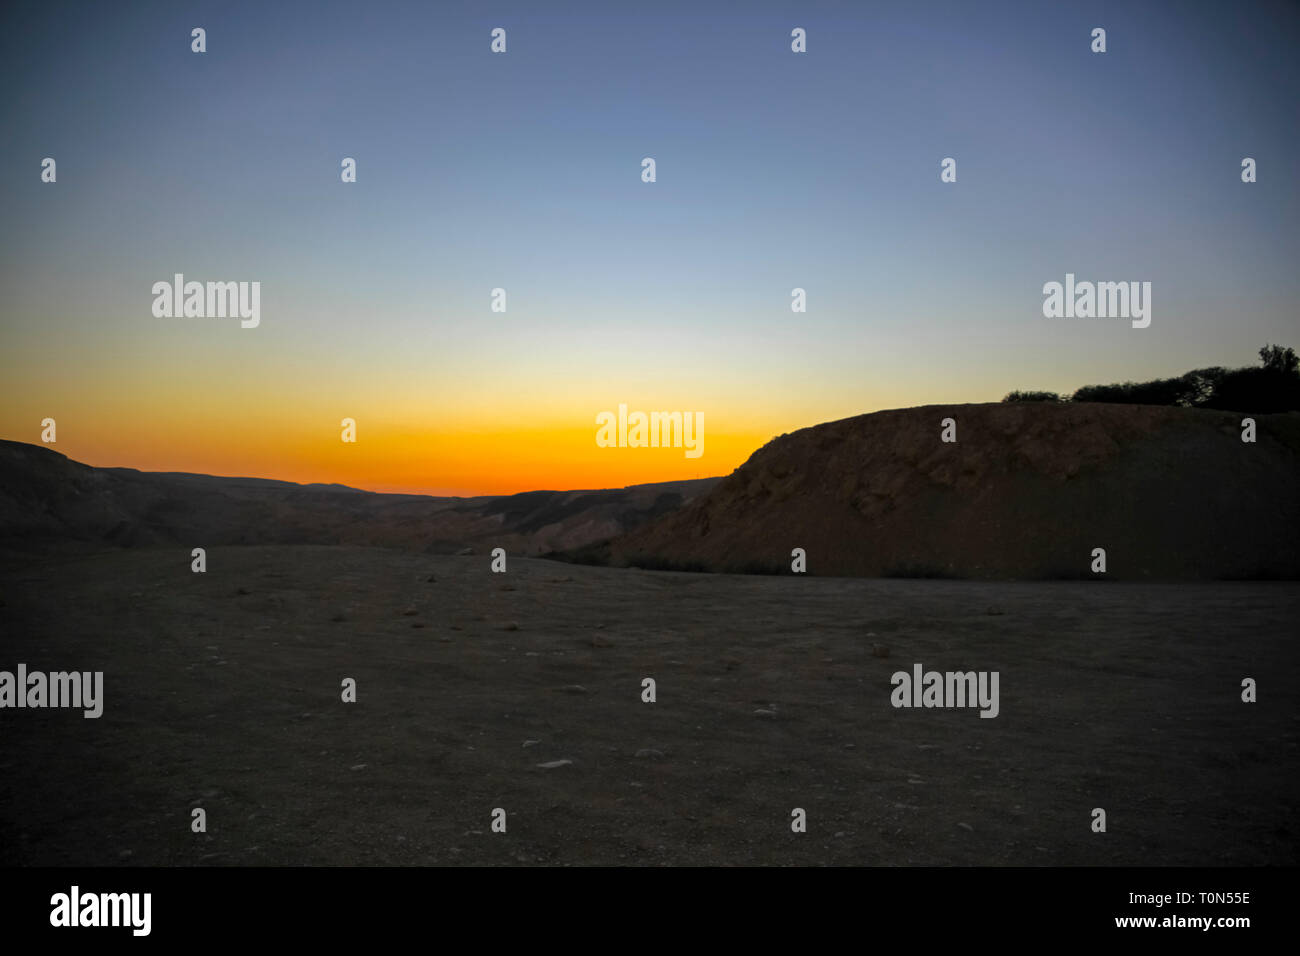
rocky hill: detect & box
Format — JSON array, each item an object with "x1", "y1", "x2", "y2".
[{"x1": 609, "y1": 403, "x2": 1300, "y2": 579}]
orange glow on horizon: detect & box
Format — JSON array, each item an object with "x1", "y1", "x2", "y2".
[
  {"x1": 0, "y1": 341, "x2": 909, "y2": 496},
  {"x1": 1, "y1": 419, "x2": 774, "y2": 497}
]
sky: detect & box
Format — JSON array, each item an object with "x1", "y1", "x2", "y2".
[{"x1": 1, "y1": 0, "x2": 1297, "y2": 495}]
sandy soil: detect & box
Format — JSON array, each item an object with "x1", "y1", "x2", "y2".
[{"x1": 1, "y1": 546, "x2": 1296, "y2": 866}]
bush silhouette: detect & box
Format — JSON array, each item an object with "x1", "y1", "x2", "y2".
[
  {"x1": 1067, "y1": 344, "x2": 1299, "y2": 412},
  {"x1": 1001, "y1": 390, "x2": 1063, "y2": 403}
]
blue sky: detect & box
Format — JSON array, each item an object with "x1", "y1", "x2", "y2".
[{"x1": 1, "y1": 0, "x2": 1297, "y2": 492}]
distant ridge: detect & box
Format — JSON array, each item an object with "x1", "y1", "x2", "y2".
[
  {"x1": 607, "y1": 402, "x2": 1300, "y2": 580},
  {"x1": 0, "y1": 440, "x2": 719, "y2": 556}
]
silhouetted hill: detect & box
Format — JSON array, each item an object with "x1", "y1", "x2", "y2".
[
  {"x1": 0, "y1": 440, "x2": 718, "y2": 557},
  {"x1": 608, "y1": 403, "x2": 1300, "y2": 580}
]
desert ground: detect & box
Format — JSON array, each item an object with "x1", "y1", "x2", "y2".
[{"x1": 1, "y1": 545, "x2": 1295, "y2": 866}]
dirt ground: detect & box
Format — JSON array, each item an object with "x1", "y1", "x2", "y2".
[{"x1": 1, "y1": 546, "x2": 1296, "y2": 866}]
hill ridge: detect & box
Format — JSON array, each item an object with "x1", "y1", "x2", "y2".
[{"x1": 608, "y1": 402, "x2": 1300, "y2": 580}]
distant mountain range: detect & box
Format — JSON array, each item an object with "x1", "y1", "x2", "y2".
[{"x1": 0, "y1": 439, "x2": 718, "y2": 558}]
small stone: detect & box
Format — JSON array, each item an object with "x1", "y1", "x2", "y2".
[
  {"x1": 753, "y1": 708, "x2": 776, "y2": 717},
  {"x1": 537, "y1": 760, "x2": 572, "y2": 769},
  {"x1": 350, "y1": 764, "x2": 367, "y2": 771},
  {"x1": 456, "y1": 547, "x2": 474, "y2": 556},
  {"x1": 118, "y1": 849, "x2": 133, "y2": 860},
  {"x1": 957, "y1": 822, "x2": 973, "y2": 832},
  {"x1": 558, "y1": 684, "x2": 587, "y2": 694},
  {"x1": 502, "y1": 621, "x2": 519, "y2": 631},
  {"x1": 871, "y1": 644, "x2": 889, "y2": 658},
  {"x1": 522, "y1": 739, "x2": 540, "y2": 748},
  {"x1": 426, "y1": 575, "x2": 437, "y2": 583},
  {"x1": 402, "y1": 608, "x2": 419, "y2": 616}
]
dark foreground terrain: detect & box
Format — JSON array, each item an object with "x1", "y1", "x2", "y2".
[{"x1": 1, "y1": 546, "x2": 1296, "y2": 866}]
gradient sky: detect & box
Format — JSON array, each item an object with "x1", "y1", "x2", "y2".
[{"x1": 2, "y1": 0, "x2": 1297, "y2": 495}]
